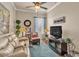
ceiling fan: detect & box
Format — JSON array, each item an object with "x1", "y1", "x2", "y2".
[{"x1": 25, "y1": 2, "x2": 47, "y2": 10}]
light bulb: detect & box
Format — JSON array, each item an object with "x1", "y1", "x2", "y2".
[
  {"x1": 35, "y1": 6, "x2": 40, "y2": 9},
  {"x1": 35, "y1": 9, "x2": 38, "y2": 12}
]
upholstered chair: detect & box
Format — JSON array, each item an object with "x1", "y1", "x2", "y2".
[{"x1": 31, "y1": 32, "x2": 40, "y2": 45}]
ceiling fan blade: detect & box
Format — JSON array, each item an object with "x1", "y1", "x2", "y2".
[
  {"x1": 33, "y1": 2, "x2": 36, "y2": 5},
  {"x1": 41, "y1": 2, "x2": 47, "y2": 5},
  {"x1": 26, "y1": 6, "x2": 34, "y2": 8},
  {"x1": 40, "y1": 6, "x2": 47, "y2": 10}
]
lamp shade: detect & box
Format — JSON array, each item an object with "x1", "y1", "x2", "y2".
[
  {"x1": 20, "y1": 27, "x2": 27, "y2": 32},
  {"x1": 45, "y1": 28, "x2": 48, "y2": 32}
]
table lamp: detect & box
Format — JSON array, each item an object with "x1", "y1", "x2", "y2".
[
  {"x1": 20, "y1": 26, "x2": 27, "y2": 37},
  {"x1": 45, "y1": 27, "x2": 48, "y2": 33}
]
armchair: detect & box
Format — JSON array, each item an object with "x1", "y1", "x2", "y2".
[{"x1": 31, "y1": 32, "x2": 40, "y2": 45}]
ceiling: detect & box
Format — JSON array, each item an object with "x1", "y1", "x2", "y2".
[{"x1": 14, "y1": 2, "x2": 57, "y2": 13}]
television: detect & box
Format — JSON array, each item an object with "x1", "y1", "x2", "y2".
[{"x1": 50, "y1": 26, "x2": 62, "y2": 39}]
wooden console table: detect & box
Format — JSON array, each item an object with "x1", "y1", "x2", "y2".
[{"x1": 49, "y1": 39, "x2": 67, "y2": 56}]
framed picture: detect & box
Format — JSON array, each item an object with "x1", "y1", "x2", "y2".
[
  {"x1": 0, "y1": 3, "x2": 10, "y2": 35},
  {"x1": 54, "y1": 16, "x2": 65, "y2": 24}
]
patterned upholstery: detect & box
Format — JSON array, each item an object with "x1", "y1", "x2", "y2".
[
  {"x1": 0, "y1": 33, "x2": 28, "y2": 57},
  {"x1": 0, "y1": 43, "x2": 14, "y2": 56},
  {"x1": 0, "y1": 38, "x2": 8, "y2": 50},
  {"x1": 31, "y1": 32, "x2": 40, "y2": 44}
]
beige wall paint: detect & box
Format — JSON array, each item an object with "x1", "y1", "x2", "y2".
[
  {"x1": 1, "y1": 2, "x2": 16, "y2": 33},
  {"x1": 16, "y1": 11, "x2": 35, "y2": 32},
  {"x1": 47, "y1": 2, "x2": 79, "y2": 51},
  {"x1": 16, "y1": 10, "x2": 46, "y2": 32}
]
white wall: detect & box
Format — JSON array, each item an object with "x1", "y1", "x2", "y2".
[
  {"x1": 16, "y1": 11, "x2": 35, "y2": 32},
  {"x1": 1, "y1": 2, "x2": 16, "y2": 33},
  {"x1": 47, "y1": 2, "x2": 79, "y2": 51},
  {"x1": 16, "y1": 10, "x2": 46, "y2": 32}
]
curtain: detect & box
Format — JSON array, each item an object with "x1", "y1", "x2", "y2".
[{"x1": 34, "y1": 17, "x2": 46, "y2": 38}]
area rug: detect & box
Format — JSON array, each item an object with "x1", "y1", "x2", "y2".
[{"x1": 29, "y1": 41, "x2": 59, "y2": 57}]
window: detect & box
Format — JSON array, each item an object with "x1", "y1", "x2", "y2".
[
  {"x1": 34, "y1": 17, "x2": 38, "y2": 32},
  {"x1": 34, "y1": 17, "x2": 46, "y2": 34}
]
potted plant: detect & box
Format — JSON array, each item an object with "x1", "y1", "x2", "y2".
[
  {"x1": 64, "y1": 38, "x2": 72, "y2": 43},
  {"x1": 43, "y1": 28, "x2": 49, "y2": 44},
  {"x1": 16, "y1": 25, "x2": 21, "y2": 29},
  {"x1": 16, "y1": 20, "x2": 21, "y2": 24},
  {"x1": 16, "y1": 30, "x2": 20, "y2": 37},
  {"x1": 64, "y1": 38, "x2": 73, "y2": 55},
  {"x1": 16, "y1": 20, "x2": 21, "y2": 37}
]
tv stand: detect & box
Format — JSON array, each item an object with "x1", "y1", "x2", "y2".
[{"x1": 49, "y1": 38, "x2": 67, "y2": 56}]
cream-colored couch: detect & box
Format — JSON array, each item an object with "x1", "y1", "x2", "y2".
[{"x1": 0, "y1": 33, "x2": 29, "y2": 57}]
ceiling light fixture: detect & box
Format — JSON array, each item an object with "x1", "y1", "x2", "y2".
[
  {"x1": 35, "y1": 5, "x2": 40, "y2": 10},
  {"x1": 34, "y1": 2, "x2": 40, "y2": 13},
  {"x1": 35, "y1": 5, "x2": 40, "y2": 13}
]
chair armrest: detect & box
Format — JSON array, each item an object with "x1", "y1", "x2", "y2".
[
  {"x1": 14, "y1": 46, "x2": 25, "y2": 50},
  {"x1": 19, "y1": 39, "x2": 27, "y2": 42},
  {"x1": 12, "y1": 46, "x2": 27, "y2": 57}
]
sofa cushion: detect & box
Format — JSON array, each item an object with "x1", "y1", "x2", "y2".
[
  {"x1": 0, "y1": 38, "x2": 8, "y2": 49},
  {"x1": 0, "y1": 43, "x2": 14, "y2": 56},
  {"x1": 10, "y1": 34, "x2": 19, "y2": 47},
  {"x1": 14, "y1": 37, "x2": 19, "y2": 47},
  {"x1": 8, "y1": 36, "x2": 13, "y2": 42},
  {"x1": 10, "y1": 41, "x2": 16, "y2": 47},
  {"x1": 11, "y1": 46, "x2": 27, "y2": 57},
  {"x1": 11, "y1": 34, "x2": 16, "y2": 39}
]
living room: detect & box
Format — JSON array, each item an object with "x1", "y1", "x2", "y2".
[{"x1": 0, "y1": 1, "x2": 79, "y2": 57}]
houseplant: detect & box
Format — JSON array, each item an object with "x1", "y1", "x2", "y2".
[
  {"x1": 43, "y1": 28, "x2": 49, "y2": 44},
  {"x1": 16, "y1": 20, "x2": 21, "y2": 24},
  {"x1": 16, "y1": 25, "x2": 21, "y2": 29},
  {"x1": 64, "y1": 38, "x2": 75, "y2": 55},
  {"x1": 16, "y1": 20, "x2": 21, "y2": 37},
  {"x1": 64, "y1": 38, "x2": 72, "y2": 43}
]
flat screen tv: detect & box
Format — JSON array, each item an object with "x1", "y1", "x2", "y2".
[{"x1": 50, "y1": 26, "x2": 62, "y2": 39}]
